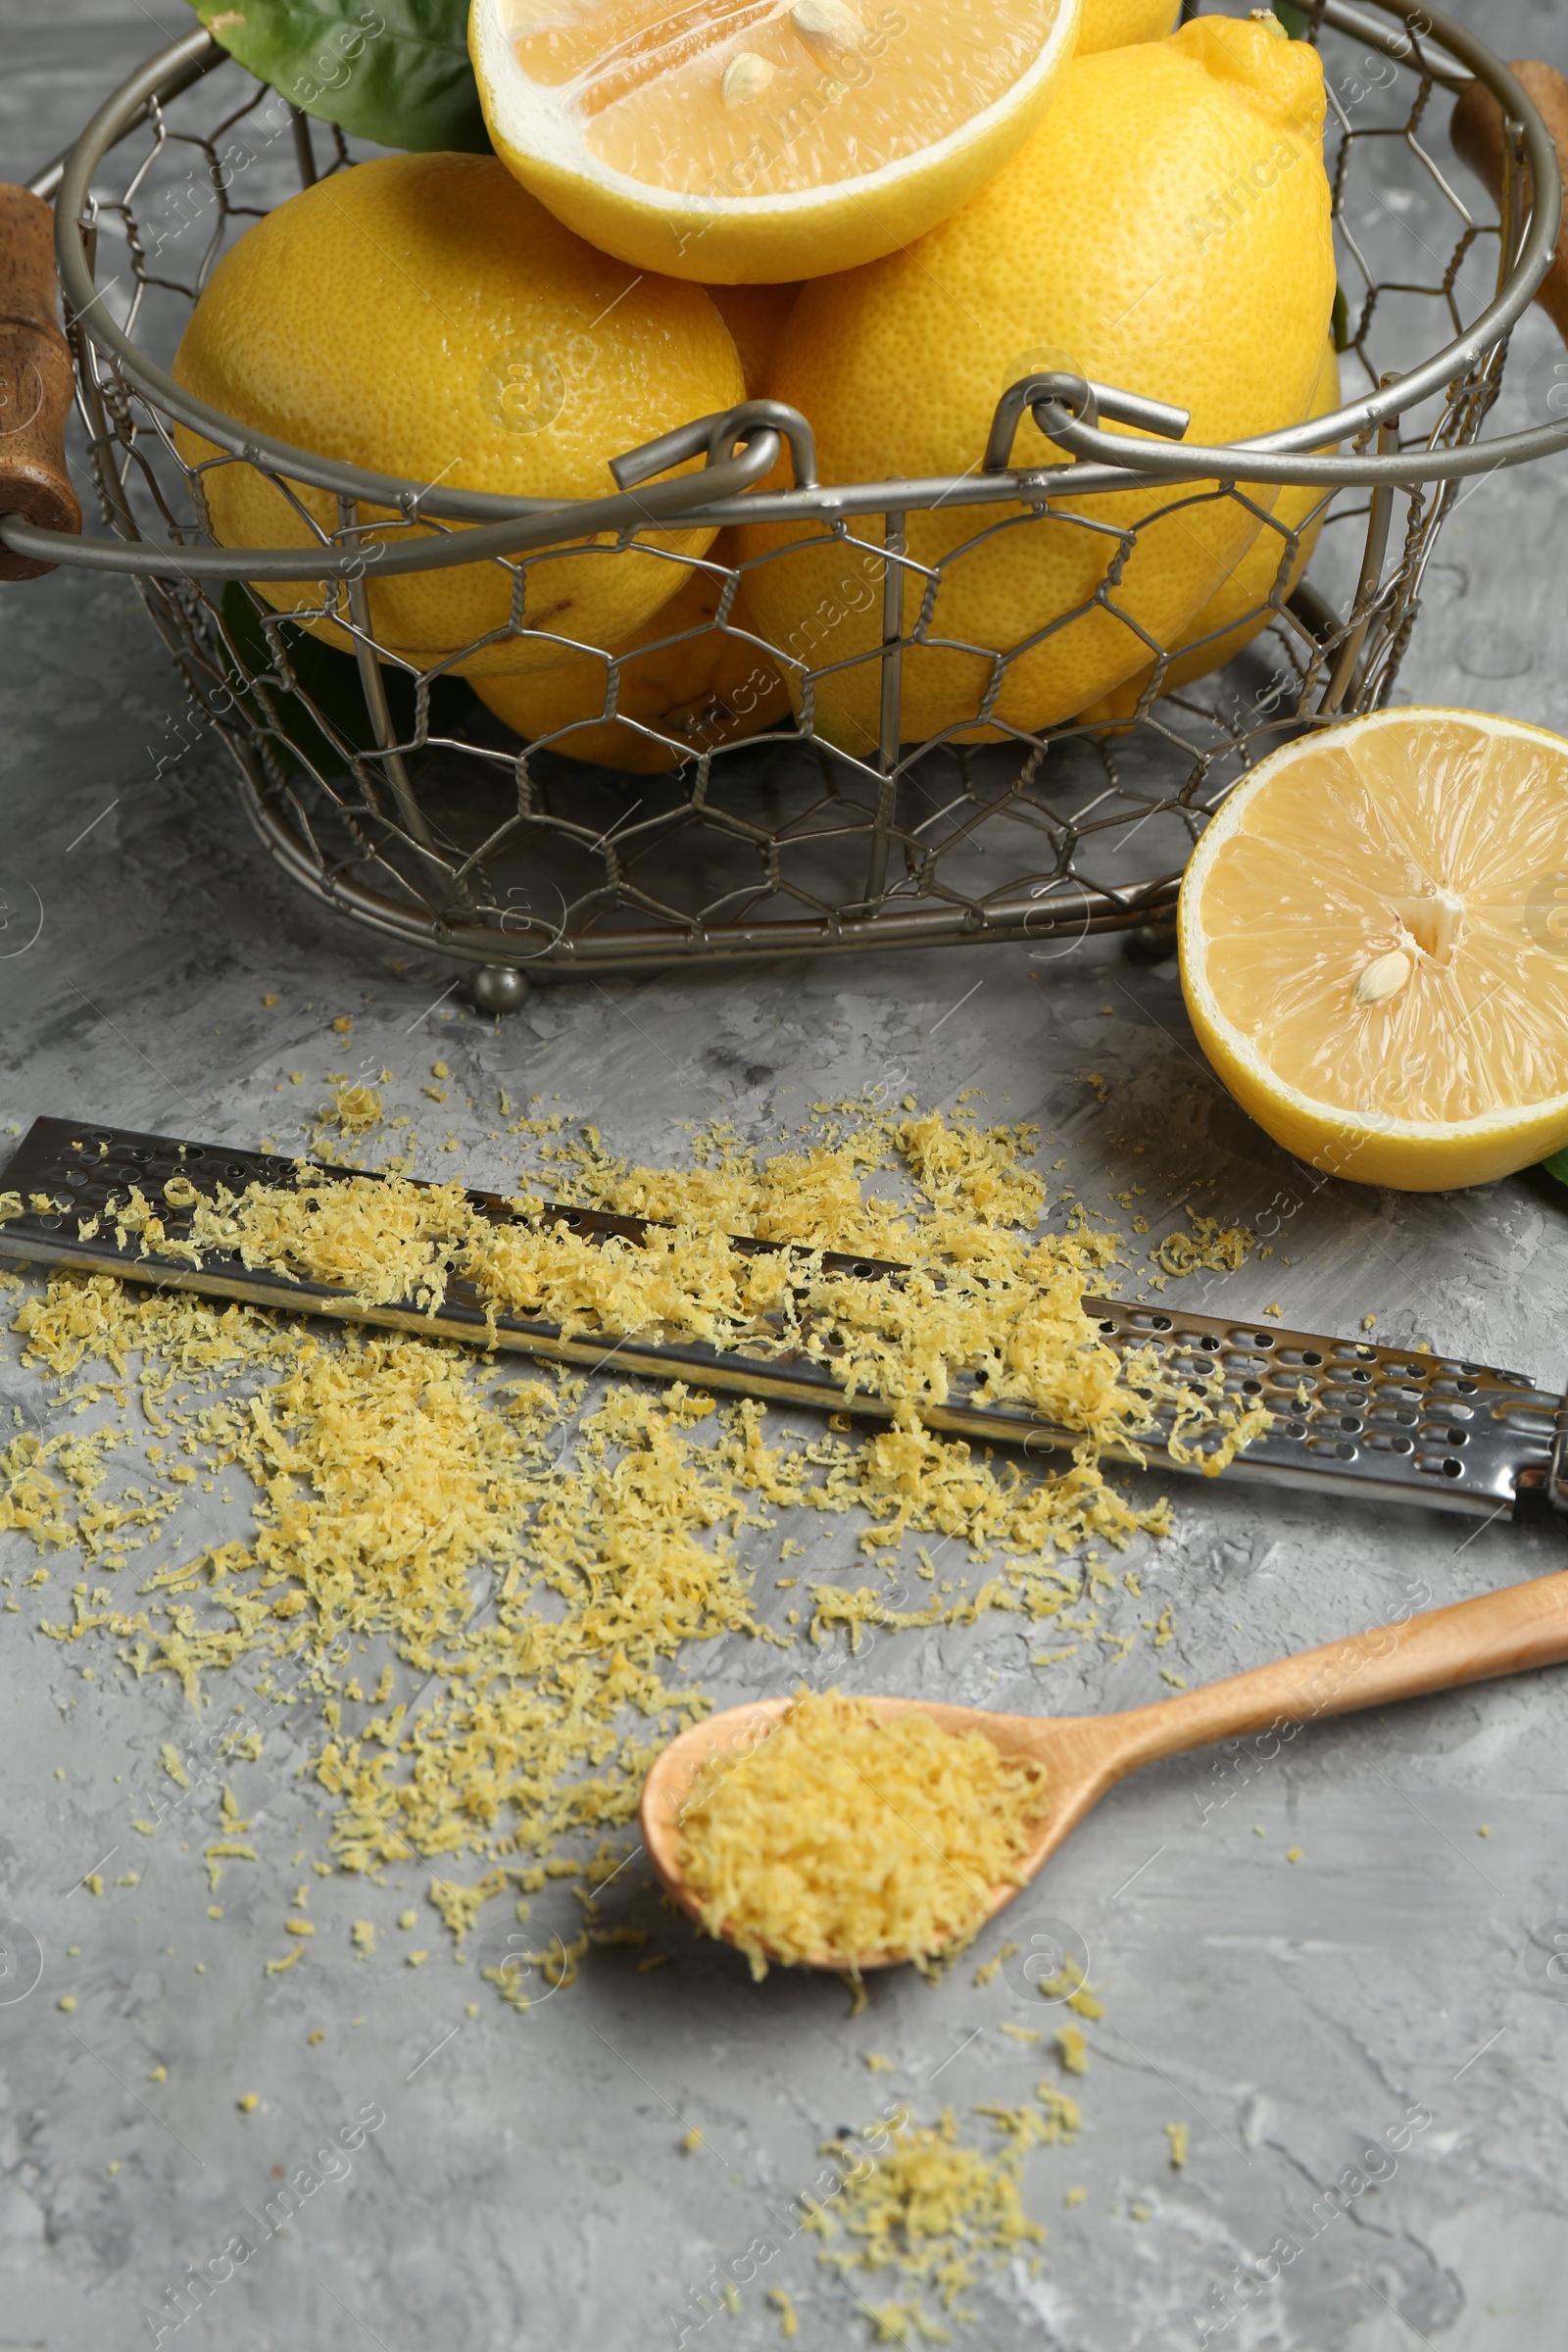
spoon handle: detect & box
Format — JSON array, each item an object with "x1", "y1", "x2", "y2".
[{"x1": 1112, "y1": 1568, "x2": 1568, "y2": 1771}]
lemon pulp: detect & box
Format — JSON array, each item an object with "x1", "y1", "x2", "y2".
[{"x1": 507, "y1": 0, "x2": 1066, "y2": 196}]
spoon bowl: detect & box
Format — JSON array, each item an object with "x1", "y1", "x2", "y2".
[
  {"x1": 640, "y1": 1692, "x2": 1130, "y2": 1969},
  {"x1": 641, "y1": 1566, "x2": 1568, "y2": 1974}
]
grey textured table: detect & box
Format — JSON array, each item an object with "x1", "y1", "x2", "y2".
[{"x1": 3, "y1": 5, "x2": 1568, "y2": 2347}]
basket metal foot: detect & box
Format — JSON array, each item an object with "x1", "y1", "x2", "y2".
[{"x1": 471, "y1": 964, "x2": 531, "y2": 1014}]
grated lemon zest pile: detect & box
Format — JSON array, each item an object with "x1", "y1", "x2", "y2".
[
  {"x1": 819, "y1": 2105, "x2": 1047, "y2": 2332},
  {"x1": 427, "y1": 1869, "x2": 513, "y2": 1951},
  {"x1": 676, "y1": 1690, "x2": 1049, "y2": 1979},
  {"x1": 971, "y1": 2084, "x2": 1081, "y2": 2149},
  {"x1": 4, "y1": 1278, "x2": 763, "y2": 1885},
  {"x1": 1152, "y1": 1210, "x2": 1255, "y2": 1278},
  {"x1": 324, "y1": 1079, "x2": 384, "y2": 1136},
  {"x1": 92, "y1": 1111, "x2": 1259, "y2": 1523}
]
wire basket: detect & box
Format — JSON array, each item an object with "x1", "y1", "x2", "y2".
[{"x1": 11, "y1": 0, "x2": 1568, "y2": 1001}]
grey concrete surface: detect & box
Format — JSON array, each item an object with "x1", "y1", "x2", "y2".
[{"x1": 3, "y1": 3, "x2": 1568, "y2": 2348}]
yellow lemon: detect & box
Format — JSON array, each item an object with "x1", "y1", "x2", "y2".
[
  {"x1": 1180, "y1": 709, "x2": 1568, "y2": 1192},
  {"x1": 1079, "y1": 0, "x2": 1178, "y2": 52},
  {"x1": 474, "y1": 535, "x2": 790, "y2": 771},
  {"x1": 470, "y1": 0, "x2": 1082, "y2": 283},
  {"x1": 172, "y1": 154, "x2": 744, "y2": 679},
  {"x1": 739, "y1": 15, "x2": 1335, "y2": 754},
  {"x1": 1086, "y1": 337, "x2": 1341, "y2": 720}
]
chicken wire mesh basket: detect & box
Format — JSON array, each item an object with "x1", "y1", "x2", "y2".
[{"x1": 11, "y1": 0, "x2": 1568, "y2": 998}]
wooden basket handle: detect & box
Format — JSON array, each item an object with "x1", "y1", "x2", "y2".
[
  {"x1": 1452, "y1": 60, "x2": 1568, "y2": 346},
  {"x1": 0, "y1": 183, "x2": 82, "y2": 583}
]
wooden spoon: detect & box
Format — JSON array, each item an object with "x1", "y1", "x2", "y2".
[{"x1": 641, "y1": 1568, "x2": 1568, "y2": 1971}]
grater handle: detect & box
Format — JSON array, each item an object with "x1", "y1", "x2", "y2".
[
  {"x1": 0, "y1": 184, "x2": 81, "y2": 582},
  {"x1": 1113, "y1": 1567, "x2": 1568, "y2": 1771}
]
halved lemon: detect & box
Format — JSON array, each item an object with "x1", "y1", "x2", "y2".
[
  {"x1": 470, "y1": 0, "x2": 1083, "y2": 282},
  {"x1": 1179, "y1": 709, "x2": 1568, "y2": 1192}
]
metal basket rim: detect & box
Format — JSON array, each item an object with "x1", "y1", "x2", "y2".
[{"x1": 12, "y1": 0, "x2": 1568, "y2": 589}]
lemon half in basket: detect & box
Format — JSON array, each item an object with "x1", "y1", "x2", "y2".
[
  {"x1": 470, "y1": 0, "x2": 1083, "y2": 282},
  {"x1": 1179, "y1": 708, "x2": 1568, "y2": 1192}
]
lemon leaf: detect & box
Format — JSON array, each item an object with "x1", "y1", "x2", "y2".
[
  {"x1": 189, "y1": 0, "x2": 490, "y2": 154},
  {"x1": 217, "y1": 583, "x2": 476, "y2": 780}
]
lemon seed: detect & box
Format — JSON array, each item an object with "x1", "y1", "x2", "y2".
[
  {"x1": 1353, "y1": 949, "x2": 1412, "y2": 1007},
  {"x1": 790, "y1": 0, "x2": 864, "y2": 54},
  {"x1": 721, "y1": 51, "x2": 776, "y2": 105}
]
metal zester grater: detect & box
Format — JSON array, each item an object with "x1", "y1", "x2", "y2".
[{"x1": 2, "y1": 1116, "x2": 1564, "y2": 1526}]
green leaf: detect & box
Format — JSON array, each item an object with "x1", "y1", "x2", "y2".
[
  {"x1": 1540, "y1": 1145, "x2": 1568, "y2": 1191},
  {"x1": 217, "y1": 583, "x2": 476, "y2": 780},
  {"x1": 1331, "y1": 284, "x2": 1350, "y2": 354},
  {"x1": 190, "y1": 0, "x2": 490, "y2": 153},
  {"x1": 1272, "y1": 2, "x2": 1312, "y2": 35}
]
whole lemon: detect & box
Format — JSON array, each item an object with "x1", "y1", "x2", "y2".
[
  {"x1": 739, "y1": 16, "x2": 1334, "y2": 753},
  {"x1": 1079, "y1": 0, "x2": 1179, "y2": 52},
  {"x1": 1086, "y1": 337, "x2": 1343, "y2": 719},
  {"x1": 172, "y1": 155, "x2": 745, "y2": 679},
  {"x1": 474, "y1": 535, "x2": 790, "y2": 772}
]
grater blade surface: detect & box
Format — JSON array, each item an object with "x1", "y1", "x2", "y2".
[{"x1": 1, "y1": 1115, "x2": 1561, "y2": 1523}]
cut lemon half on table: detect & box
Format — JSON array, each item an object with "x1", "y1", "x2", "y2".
[
  {"x1": 1179, "y1": 709, "x2": 1568, "y2": 1193},
  {"x1": 470, "y1": 0, "x2": 1083, "y2": 281}
]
